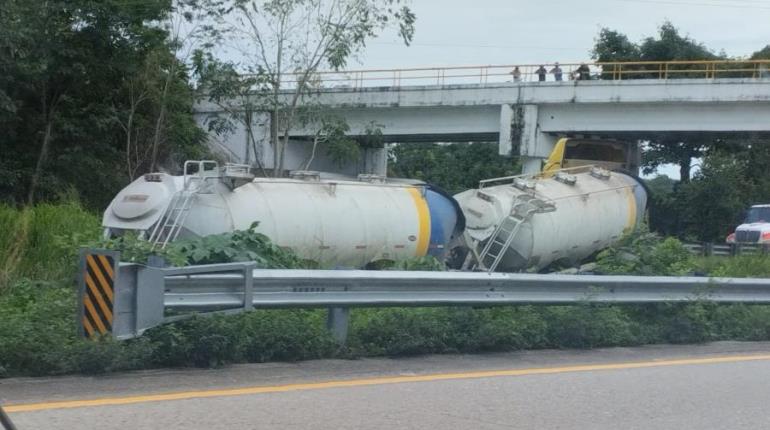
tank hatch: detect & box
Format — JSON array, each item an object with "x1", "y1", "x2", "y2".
[{"x1": 111, "y1": 174, "x2": 172, "y2": 220}]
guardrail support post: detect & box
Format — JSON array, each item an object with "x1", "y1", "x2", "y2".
[
  {"x1": 326, "y1": 307, "x2": 350, "y2": 344},
  {"x1": 704, "y1": 242, "x2": 713, "y2": 257},
  {"x1": 243, "y1": 266, "x2": 254, "y2": 311}
]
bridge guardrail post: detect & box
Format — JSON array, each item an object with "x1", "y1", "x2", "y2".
[{"x1": 327, "y1": 307, "x2": 350, "y2": 345}]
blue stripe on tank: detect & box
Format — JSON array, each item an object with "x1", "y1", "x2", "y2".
[{"x1": 424, "y1": 189, "x2": 459, "y2": 259}]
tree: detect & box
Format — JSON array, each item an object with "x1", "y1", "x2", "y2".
[
  {"x1": 641, "y1": 137, "x2": 708, "y2": 184},
  {"x1": 592, "y1": 29, "x2": 640, "y2": 63},
  {"x1": 388, "y1": 143, "x2": 518, "y2": 195},
  {"x1": 639, "y1": 22, "x2": 717, "y2": 62},
  {"x1": 193, "y1": 52, "x2": 271, "y2": 175},
  {"x1": 0, "y1": 0, "x2": 206, "y2": 208},
  {"x1": 644, "y1": 175, "x2": 681, "y2": 238},
  {"x1": 592, "y1": 22, "x2": 721, "y2": 182},
  {"x1": 678, "y1": 152, "x2": 749, "y2": 241},
  {"x1": 198, "y1": 0, "x2": 415, "y2": 176},
  {"x1": 751, "y1": 45, "x2": 770, "y2": 60}
]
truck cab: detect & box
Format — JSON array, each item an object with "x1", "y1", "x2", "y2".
[{"x1": 726, "y1": 205, "x2": 770, "y2": 243}]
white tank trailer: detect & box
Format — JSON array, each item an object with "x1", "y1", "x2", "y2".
[
  {"x1": 102, "y1": 161, "x2": 647, "y2": 272},
  {"x1": 454, "y1": 166, "x2": 647, "y2": 272},
  {"x1": 103, "y1": 161, "x2": 464, "y2": 268}
]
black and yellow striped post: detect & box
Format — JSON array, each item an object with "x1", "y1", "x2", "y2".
[{"x1": 78, "y1": 250, "x2": 120, "y2": 338}]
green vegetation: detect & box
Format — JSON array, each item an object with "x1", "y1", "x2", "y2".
[
  {"x1": 389, "y1": 142, "x2": 519, "y2": 195},
  {"x1": 1, "y1": 0, "x2": 207, "y2": 209},
  {"x1": 0, "y1": 203, "x2": 102, "y2": 285},
  {"x1": 595, "y1": 227, "x2": 695, "y2": 276},
  {"x1": 173, "y1": 224, "x2": 314, "y2": 268},
  {"x1": 591, "y1": 22, "x2": 770, "y2": 242},
  {"x1": 643, "y1": 143, "x2": 770, "y2": 242},
  {"x1": 3, "y1": 203, "x2": 770, "y2": 378}
]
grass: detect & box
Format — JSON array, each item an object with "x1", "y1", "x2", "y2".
[{"x1": 0, "y1": 203, "x2": 101, "y2": 287}]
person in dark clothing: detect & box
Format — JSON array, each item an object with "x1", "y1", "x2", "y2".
[
  {"x1": 575, "y1": 63, "x2": 591, "y2": 81},
  {"x1": 550, "y1": 63, "x2": 563, "y2": 81},
  {"x1": 536, "y1": 65, "x2": 547, "y2": 82}
]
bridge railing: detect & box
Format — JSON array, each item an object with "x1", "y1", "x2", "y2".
[{"x1": 270, "y1": 60, "x2": 770, "y2": 90}]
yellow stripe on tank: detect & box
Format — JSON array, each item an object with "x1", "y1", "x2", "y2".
[
  {"x1": 624, "y1": 185, "x2": 637, "y2": 231},
  {"x1": 407, "y1": 187, "x2": 431, "y2": 256}
]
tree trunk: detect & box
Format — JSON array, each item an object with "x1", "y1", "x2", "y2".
[
  {"x1": 278, "y1": 127, "x2": 290, "y2": 176},
  {"x1": 125, "y1": 109, "x2": 135, "y2": 180},
  {"x1": 270, "y1": 110, "x2": 279, "y2": 177},
  {"x1": 27, "y1": 119, "x2": 54, "y2": 205},
  {"x1": 679, "y1": 159, "x2": 691, "y2": 183},
  {"x1": 149, "y1": 100, "x2": 167, "y2": 172},
  {"x1": 245, "y1": 111, "x2": 268, "y2": 177},
  {"x1": 150, "y1": 63, "x2": 175, "y2": 172},
  {"x1": 303, "y1": 135, "x2": 320, "y2": 170}
]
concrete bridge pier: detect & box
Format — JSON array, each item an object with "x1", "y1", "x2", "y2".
[{"x1": 499, "y1": 104, "x2": 558, "y2": 174}]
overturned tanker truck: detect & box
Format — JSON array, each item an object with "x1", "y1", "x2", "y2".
[{"x1": 103, "y1": 160, "x2": 647, "y2": 272}]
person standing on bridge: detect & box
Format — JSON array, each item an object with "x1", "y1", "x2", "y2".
[
  {"x1": 536, "y1": 65, "x2": 547, "y2": 82},
  {"x1": 510, "y1": 66, "x2": 522, "y2": 82},
  {"x1": 550, "y1": 63, "x2": 563, "y2": 81},
  {"x1": 575, "y1": 63, "x2": 591, "y2": 81}
]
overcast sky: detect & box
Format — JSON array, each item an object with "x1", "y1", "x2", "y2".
[{"x1": 358, "y1": 0, "x2": 770, "y2": 69}]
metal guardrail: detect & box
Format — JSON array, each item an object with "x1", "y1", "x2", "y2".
[
  {"x1": 683, "y1": 242, "x2": 770, "y2": 257},
  {"x1": 265, "y1": 60, "x2": 770, "y2": 89},
  {"x1": 80, "y1": 250, "x2": 770, "y2": 344}
]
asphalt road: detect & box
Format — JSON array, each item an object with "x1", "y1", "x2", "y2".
[{"x1": 4, "y1": 341, "x2": 770, "y2": 429}]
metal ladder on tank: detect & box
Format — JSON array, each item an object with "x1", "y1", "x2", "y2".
[
  {"x1": 147, "y1": 161, "x2": 218, "y2": 249},
  {"x1": 475, "y1": 195, "x2": 555, "y2": 273},
  {"x1": 147, "y1": 189, "x2": 196, "y2": 249}
]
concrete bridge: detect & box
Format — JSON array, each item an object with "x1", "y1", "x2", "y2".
[{"x1": 194, "y1": 61, "x2": 770, "y2": 175}]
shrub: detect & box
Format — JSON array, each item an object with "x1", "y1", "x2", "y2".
[
  {"x1": 0, "y1": 279, "x2": 79, "y2": 375},
  {"x1": 231, "y1": 310, "x2": 337, "y2": 362},
  {"x1": 707, "y1": 255, "x2": 770, "y2": 278},
  {"x1": 541, "y1": 305, "x2": 639, "y2": 348},
  {"x1": 171, "y1": 222, "x2": 310, "y2": 268},
  {"x1": 596, "y1": 227, "x2": 694, "y2": 275},
  {"x1": 0, "y1": 278, "x2": 157, "y2": 376}
]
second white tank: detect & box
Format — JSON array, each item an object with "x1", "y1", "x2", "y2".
[{"x1": 454, "y1": 167, "x2": 647, "y2": 272}]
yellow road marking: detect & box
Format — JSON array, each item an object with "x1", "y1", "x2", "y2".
[{"x1": 6, "y1": 353, "x2": 770, "y2": 413}]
